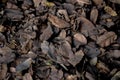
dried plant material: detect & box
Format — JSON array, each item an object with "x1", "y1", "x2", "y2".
[
  {"x1": 97, "y1": 32, "x2": 117, "y2": 47},
  {"x1": 92, "y1": 0, "x2": 105, "y2": 8},
  {"x1": 74, "y1": 33, "x2": 87, "y2": 45},
  {"x1": 63, "y1": 3, "x2": 75, "y2": 14},
  {"x1": 16, "y1": 58, "x2": 32, "y2": 72},
  {"x1": 41, "y1": 41, "x2": 49, "y2": 54},
  {"x1": 33, "y1": 0, "x2": 41, "y2": 7},
  {"x1": 23, "y1": 73, "x2": 33, "y2": 80},
  {"x1": 4, "y1": 9, "x2": 23, "y2": 21},
  {"x1": 66, "y1": 75, "x2": 77, "y2": 80},
  {"x1": 0, "y1": 64, "x2": 7, "y2": 80},
  {"x1": 85, "y1": 72, "x2": 95, "y2": 80},
  {"x1": 0, "y1": 46, "x2": 15, "y2": 63},
  {"x1": 10, "y1": 67, "x2": 16, "y2": 73},
  {"x1": 59, "y1": 30, "x2": 66, "y2": 39},
  {"x1": 111, "y1": 71, "x2": 120, "y2": 80},
  {"x1": 57, "y1": 9, "x2": 70, "y2": 22},
  {"x1": 96, "y1": 61, "x2": 110, "y2": 73},
  {"x1": 48, "y1": 66, "x2": 63, "y2": 80},
  {"x1": 48, "y1": 14, "x2": 70, "y2": 28},
  {"x1": 76, "y1": 0, "x2": 90, "y2": 4},
  {"x1": 68, "y1": 50, "x2": 84, "y2": 66},
  {"x1": 40, "y1": 23, "x2": 53, "y2": 41},
  {"x1": 77, "y1": 16, "x2": 98, "y2": 40},
  {"x1": 90, "y1": 7, "x2": 98, "y2": 23},
  {"x1": 0, "y1": 25, "x2": 6, "y2": 32},
  {"x1": 84, "y1": 45, "x2": 100, "y2": 58},
  {"x1": 104, "y1": 6, "x2": 117, "y2": 16},
  {"x1": 110, "y1": 0, "x2": 120, "y2": 4},
  {"x1": 106, "y1": 50, "x2": 120, "y2": 59}
]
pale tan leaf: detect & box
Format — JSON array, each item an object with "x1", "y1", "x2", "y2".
[
  {"x1": 104, "y1": 6, "x2": 117, "y2": 16},
  {"x1": 90, "y1": 7, "x2": 98, "y2": 23}
]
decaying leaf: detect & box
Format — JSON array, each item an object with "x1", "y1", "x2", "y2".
[
  {"x1": 57, "y1": 9, "x2": 70, "y2": 22},
  {"x1": 104, "y1": 6, "x2": 117, "y2": 16},
  {"x1": 16, "y1": 58, "x2": 32, "y2": 72},
  {"x1": 74, "y1": 33, "x2": 87, "y2": 45},
  {"x1": 48, "y1": 14, "x2": 70, "y2": 28},
  {"x1": 90, "y1": 7, "x2": 98, "y2": 23},
  {"x1": 0, "y1": 64, "x2": 7, "y2": 80},
  {"x1": 40, "y1": 23, "x2": 53, "y2": 41},
  {"x1": 66, "y1": 75, "x2": 77, "y2": 80},
  {"x1": 68, "y1": 50, "x2": 84, "y2": 66},
  {"x1": 97, "y1": 32, "x2": 117, "y2": 47},
  {"x1": 0, "y1": 25, "x2": 6, "y2": 32}
]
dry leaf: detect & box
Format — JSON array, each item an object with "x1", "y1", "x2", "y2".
[
  {"x1": 68, "y1": 50, "x2": 84, "y2": 66},
  {"x1": 90, "y1": 7, "x2": 98, "y2": 23},
  {"x1": 106, "y1": 50, "x2": 120, "y2": 59},
  {"x1": 16, "y1": 58, "x2": 32, "y2": 72},
  {"x1": 92, "y1": 0, "x2": 105, "y2": 8},
  {"x1": 97, "y1": 32, "x2": 117, "y2": 47},
  {"x1": 74, "y1": 33, "x2": 87, "y2": 45},
  {"x1": 0, "y1": 25, "x2": 6, "y2": 32},
  {"x1": 66, "y1": 75, "x2": 77, "y2": 80},
  {"x1": 85, "y1": 72, "x2": 95, "y2": 80},
  {"x1": 48, "y1": 14, "x2": 70, "y2": 28},
  {"x1": 104, "y1": 6, "x2": 117, "y2": 16}
]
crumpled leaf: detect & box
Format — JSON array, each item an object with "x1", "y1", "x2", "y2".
[
  {"x1": 40, "y1": 23, "x2": 53, "y2": 41},
  {"x1": 90, "y1": 7, "x2": 98, "y2": 23},
  {"x1": 0, "y1": 64, "x2": 7, "y2": 80},
  {"x1": 97, "y1": 32, "x2": 117, "y2": 47},
  {"x1": 57, "y1": 9, "x2": 70, "y2": 22},
  {"x1": 48, "y1": 14, "x2": 70, "y2": 28},
  {"x1": 16, "y1": 58, "x2": 32, "y2": 72},
  {"x1": 68, "y1": 50, "x2": 84, "y2": 66},
  {"x1": 74, "y1": 33, "x2": 87, "y2": 45},
  {"x1": 104, "y1": 6, "x2": 117, "y2": 16}
]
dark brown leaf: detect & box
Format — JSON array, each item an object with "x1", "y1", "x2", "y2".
[
  {"x1": 97, "y1": 32, "x2": 117, "y2": 47},
  {"x1": 48, "y1": 14, "x2": 70, "y2": 28}
]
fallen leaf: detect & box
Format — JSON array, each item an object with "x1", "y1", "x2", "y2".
[
  {"x1": 92, "y1": 0, "x2": 105, "y2": 8},
  {"x1": 104, "y1": 6, "x2": 117, "y2": 16},
  {"x1": 68, "y1": 50, "x2": 84, "y2": 66},
  {"x1": 106, "y1": 50, "x2": 120, "y2": 59},
  {"x1": 33, "y1": 0, "x2": 41, "y2": 7},
  {"x1": 76, "y1": 0, "x2": 90, "y2": 4},
  {"x1": 85, "y1": 72, "x2": 95, "y2": 80},
  {"x1": 48, "y1": 14, "x2": 70, "y2": 28},
  {"x1": 97, "y1": 32, "x2": 117, "y2": 47},
  {"x1": 16, "y1": 58, "x2": 32, "y2": 72},
  {"x1": 74, "y1": 33, "x2": 87, "y2": 45},
  {"x1": 90, "y1": 7, "x2": 98, "y2": 23}
]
